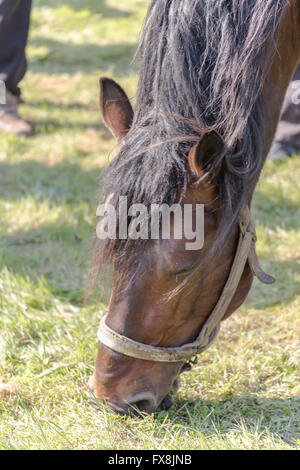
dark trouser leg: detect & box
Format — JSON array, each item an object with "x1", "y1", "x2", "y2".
[
  {"x1": 273, "y1": 63, "x2": 300, "y2": 152},
  {"x1": 0, "y1": 0, "x2": 32, "y2": 97}
]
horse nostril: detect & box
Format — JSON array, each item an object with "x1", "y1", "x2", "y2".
[
  {"x1": 126, "y1": 393, "x2": 157, "y2": 414},
  {"x1": 131, "y1": 399, "x2": 154, "y2": 413},
  {"x1": 159, "y1": 395, "x2": 173, "y2": 411}
]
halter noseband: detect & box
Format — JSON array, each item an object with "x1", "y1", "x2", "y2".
[{"x1": 97, "y1": 207, "x2": 275, "y2": 363}]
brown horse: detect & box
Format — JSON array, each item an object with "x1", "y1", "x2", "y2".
[{"x1": 89, "y1": 0, "x2": 300, "y2": 414}]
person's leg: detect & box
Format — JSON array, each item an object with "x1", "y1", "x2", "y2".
[
  {"x1": 0, "y1": 0, "x2": 32, "y2": 97},
  {"x1": 269, "y1": 64, "x2": 300, "y2": 160},
  {"x1": 0, "y1": 0, "x2": 32, "y2": 135}
]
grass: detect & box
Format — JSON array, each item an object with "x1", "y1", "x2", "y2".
[{"x1": 0, "y1": 0, "x2": 299, "y2": 450}]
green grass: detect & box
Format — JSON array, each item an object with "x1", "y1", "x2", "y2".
[{"x1": 0, "y1": 0, "x2": 299, "y2": 450}]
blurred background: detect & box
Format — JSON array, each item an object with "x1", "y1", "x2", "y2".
[{"x1": 0, "y1": 0, "x2": 299, "y2": 450}]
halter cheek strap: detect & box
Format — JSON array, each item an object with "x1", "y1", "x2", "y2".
[{"x1": 97, "y1": 207, "x2": 275, "y2": 363}]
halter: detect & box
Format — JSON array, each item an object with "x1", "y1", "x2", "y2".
[{"x1": 97, "y1": 207, "x2": 275, "y2": 363}]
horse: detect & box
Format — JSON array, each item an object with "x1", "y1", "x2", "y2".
[{"x1": 89, "y1": 0, "x2": 300, "y2": 415}]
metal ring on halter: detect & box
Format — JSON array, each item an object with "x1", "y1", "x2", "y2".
[{"x1": 97, "y1": 206, "x2": 275, "y2": 363}]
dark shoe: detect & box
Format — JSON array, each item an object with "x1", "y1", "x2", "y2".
[
  {"x1": 268, "y1": 141, "x2": 296, "y2": 161},
  {"x1": 0, "y1": 90, "x2": 32, "y2": 136}
]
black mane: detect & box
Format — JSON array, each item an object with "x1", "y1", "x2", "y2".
[{"x1": 93, "y1": 0, "x2": 288, "y2": 280}]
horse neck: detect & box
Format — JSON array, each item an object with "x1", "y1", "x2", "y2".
[{"x1": 261, "y1": 1, "x2": 300, "y2": 165}]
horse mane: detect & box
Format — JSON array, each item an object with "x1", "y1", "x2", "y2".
[{"x1": 92, "y1": 0, "x2": 289, "y2": 284}]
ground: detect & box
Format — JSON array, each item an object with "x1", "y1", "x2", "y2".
[{"x1": 0, "y1": 0, "x2": 299, "y2": 450}]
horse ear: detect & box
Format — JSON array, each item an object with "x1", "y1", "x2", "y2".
[
  {"x1": 188, "y1": 131, "x2": 224, "y2": 178},
  {"x1": 100, "y1": 77, "x2": 134, "y2": 142}
]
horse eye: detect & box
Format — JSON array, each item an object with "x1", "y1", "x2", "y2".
[{"x1": 170, "y1": 263, "x2": 196, "y2": 278}]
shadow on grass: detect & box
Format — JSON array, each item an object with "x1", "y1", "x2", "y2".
[
  {"x1": 246, "y1": 257, "x2": 300, "y2": 309},
  {"x1": 247, "y1": 190, "x2": 300, "y2": 308},
  {"x1": 29, "y1": 38, "x2": 137, "y2": 76},
  {"x1": 34, "y1": 0, "x2": 131, "y2": 18},
  {"x1": 27, "y1": 99, "x2": 98, "y2": 112},
  {"x1": 0, "y1": 219, "x2": 113, "y2": 306},
  {"x1": 0, "y1": 160, "x2": 101, "y2": 204},
  {"x1": 0, "y1": 221, "x2": 90, "y2": 301},
  {"x1": 254, "y1": 190, "x2": 300, "y2": 230},
  {"x1": 161, "y1": 392, "x2": 300, "y2": 447},
  {"x1": 0, "y1": 158, "x2": 100, "y2": 302},
  {"x1": 0, "y1": 158, "x2": 112, "y2": 305},
  {"x1": 29, "y1": 119, "x2": 105, "y2": 136}
]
